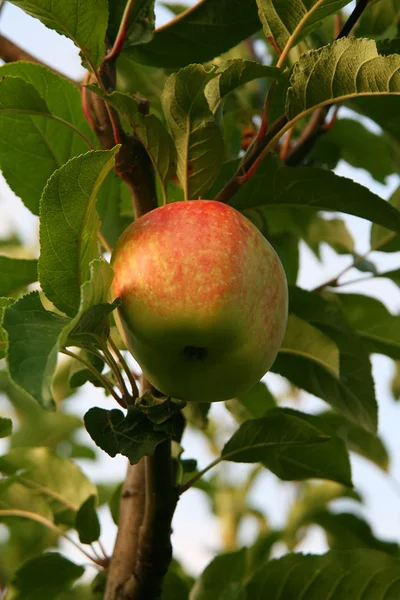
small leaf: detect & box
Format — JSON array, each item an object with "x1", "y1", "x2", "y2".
[
  {"x1": 190, "y1": 548, "x2": 248, "y2": 600},
  {"x1": 371, "y1": 187, "x2": 400, "y2": 252},
  {"x1": 276, "y1": 287, "x2": 377, "y2": 432},
  {"x1": 319, "y1": 411, "x2": 389, "y2": 471},
  {"x1": 162, "y1": 64, "x2": 224, "y2": 199},
  {"x1": 9, "y1": 0, "x2": 108, "y2": 68},
  {"x1": 305, "y1": 216, "x2": 355, "y2": 257},
  {"x1": 205, "y1": 59, "x2": 281, "y2": 113},
  {"x1": 3, "y1": 292, "x2": 69, "y2": 409},
  {"x1": 84, "y1": 406, "x2": 173, "y2": 463},
  {"x1": 227, "y1": 382, "x2": 276, "y2": 423},
  {"x1": 0, "y1": 297, "x2": 14, "y2": 359},
  {"x1": 0, "y1": 417, "x2": 12, "y2": 438},
  {"x1": 287, "y1": 38, "x2": 400, "y2": 121},
  {"x1": 0, "y1": 62, "x2": 94, "y2": 215},
  {"x1": 75, "y1": 495, "x2": 101, "y2": 544},
  {"x1": 280, "y1": 314, "x2": 340, "y2": 376},
  {"x1": 39, "y1": 149, "x2": 119, "y2": 317},
  {"x1": 69, "y1": 351, "x2": 105, "y2": 389},
  {"x1": 334, "y1": 293, "x2": 400, "y2": 360},
  {"x1": 313, "y1": 511, "x2": 400, "y2": 555},
  {"x1": 0, "y1": 256, "x2": 38, "y2": 296},
  {"x1": 108, "y1": 482, "x2": 123, "y2": 526},
  {"x1": 246, "y1": 549, "x2": 400, "y2": 598},
  {"x1": 256, "y1": 0, "x2": 352, "y2": 53},
  {"x1": 126, "y1": 0, "x2": 262, "y2": 68},
  {"x1": 12, "y1": 552, "x2": 84, "y2": 600}
]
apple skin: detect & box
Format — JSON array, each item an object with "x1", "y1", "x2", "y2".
[{"x1": 111, "y1": 200, "x2": 288, "y2": 402}]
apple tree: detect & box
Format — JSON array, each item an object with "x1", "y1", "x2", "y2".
[{"x1": 0, "y1": 0, "x2": 400, "y2": 598}]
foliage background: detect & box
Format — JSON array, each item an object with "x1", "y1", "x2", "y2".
[{"x1": 0, "y1": 0, "x2": 399, "y2": 590}]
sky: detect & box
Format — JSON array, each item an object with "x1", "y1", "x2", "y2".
[{"x1": 0, "y1": 0, "x2": 400, "y2": 579}]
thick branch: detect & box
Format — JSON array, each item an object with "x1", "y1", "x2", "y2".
[
  {"x1": 0, "y1": 34, "x2": 77, "y2": 83},
  {"x1": 105, "y1": 461, "x2": 146, "y2": 599},
  {"x1": 128, "y1": 441, "x2": 178, "y2": 600}
]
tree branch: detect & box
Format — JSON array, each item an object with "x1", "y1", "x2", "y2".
[
  {"x1": 0, "y1": 34, "x2": 78, "y2": 83},
  {"x1": 105, "y1": 461, "x2": 146, "y2": 599}
]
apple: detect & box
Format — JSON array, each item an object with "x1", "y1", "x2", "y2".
[{"x1": 111, "y1": 200, "x2": 288, "y2": 402}]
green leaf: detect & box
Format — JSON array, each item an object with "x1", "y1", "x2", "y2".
[
  {"x1": 245, "y1": 549, "x2": 400, "y2": 599},
  {"x1": 304, "y1": 216, "x2": 355, "y2": 257},
  {"x1": 108, "y1": 0, "x2": 155, "y2": 47},
  {"x1": 12, "y1": 552, "x2": 84, "y2": 600},
  {"x1": 334, "y1": 293, "x2": 400, "y2": 360},
  {"x1": 275, "y1": 287, "x2": 377, "y2": 431},
  {"x1": 164, "y1": 560, "x2": 193, "y2": 600},
  {"x1": 39, "y1": 149, "x2": 119, "y2": 317},
  {"x1": 97, "y1": 173, "x2": 132, "y2": 249},
  {"x1": 75, "y1": 495, "x2": 100, "y2": 544},
  {"x1": 162, "y1": 65, "x2": 224, "y2": 200},
  {"x1": 84, "y1": 406, "x2": 173, "y2": 463},
  {"x1": 0, "y1": 447, "x2": 97, "y2": 526},
  {"x1": 9, "y1": 0, "x2": 108, "y2": 68},
  {"x1": 215, "y1": 154, "x2": 400, "y2": 236},
  {"x1": 58, "y1": 258, "x2": 116, "y2": 348},
  {"x1": 87, "y1": 88, "x2": 176, "y2": 203},
  {"x1": 316, "y1": 118, "x2": 398, "y2": 184},
  {"x1": 319, "y1": 411, "x2": 389, "y2": 471},
  {"x1": 125, "y1": 0, "x2": 262, "y2": 68},
  {"x1": 256, "y1": 0, "x2": 351, "y2": 53},
  {"x1": 0, "y1": 297, "x2": 14, "y2": 359},
  {"x1": 204, "y1": 59, "x2": 281, "y2": 113},
  {"x1": 287, "y1": 38, "x2": 400, "y2": 121},
  {"x1": 227, "y1": 382, "x2": 276, "y2": 422},
  {"x1": 3, "y1": 292, "x2": 69, "y2": 409},
  {"x1": 11, "y1": 410, "x2": 81, "y2": 451},
  {"x1": 371, "y1": 187, "x2": 400, "y2": 252},
  {"x1": 279, "y1": 314, "x2": 340, "y2": 376},
  {"x1": 0, "y1": 75, "x2": 49, "y2": 113},
  {"x1": 69, "y1": 351, "x2": 105, "y2": 389},
  {"x1": 190, "y1": 548, "x2": 248, "y2": 600},
  {"x1": 0, "y1": 417, "x2": 12, "y2": 438},
  {"x1": 313, "y1": 511, "x2": 400, "y2": 555},
  {"x1": 0, "y1": 256, "x2": 38, "y2": 296},
  {"x1": 357, "y1": 0, "x2": 400, "y2": 37},
  {"x1": 220, "y1": 408, "x2": 352, "y2": 485},
  {"x1": 108, "y1": 482, "x2": 123, "y2": 526},
  {"x1": 0, "y1": 62, "x2": 94, "y2": 215}
]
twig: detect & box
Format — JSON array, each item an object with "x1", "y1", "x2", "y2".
[
  {"x1": 178, "y1": 456, "x2": 221, "y2": 495},
  {"x1": 336, "y1": 0, "x2": 369, "y2": 38},
  {"x1": 61, "y1": 348, "x2": 124, "y2": 406},
  {"x1": 105, "y1": 0, "x2": 136, "y2": 63},
  {"x1": 109, "y1": 336, "x2": 139, "y2": 400}
]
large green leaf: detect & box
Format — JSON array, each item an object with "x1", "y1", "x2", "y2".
[
  {"x1": 334, "y1": 293, "x2": 400, "y2": 360},
  {"x1": 0, "y1": 447, "x2": 97, "y2": 526},
  {"x1": 125, "y1": 0, "x2": 262, "y2": 68},
  {"x1": 0, "y1": 63, "x2": 94, "y2": 215},
  {"x1": 39, "y1": 149, "x2": 118, "y2": 317},
  {"x1": 0, "y1": 257, "x2": 38, "y2": 296},
  {"x1": 256, "y1": 0, "x2": 351, "y2": 53},
  {"x1": 0, "y1": 297, "x2": 15, "y2": 359},
  {"x1": 275, "y1": 287, "x2": 377, "y2": 431},
  {"x1": 3, "y1": 292, "x2": 69, "y2": 409},
  {"x1": 217, "y1": 154, "x2": 400, "y2": 236},
  {"x1": 162, "y1": 65, "x2": 224, "y2": 199},
  {"x1": 75, "y1": 495, "x2": 100, "y2": 544},
  {"x1": 287, "y1": 38, "x2": 400, "y2": 121},
  {"x1": 9, "y1": 0, "x2": 108, "y2": 68},
  {"x1": 245, "y1": 549, "x2": 400, "y2": 599},
  {"x1": 12, "y1": 552, "x2": 84, "y2": 600},
  {"x1": 220, "y1": 408, "x2": 352, "y2": 485},
  {"x1": 190, "y1": 548, "x2": 248, "y2": 600}
]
